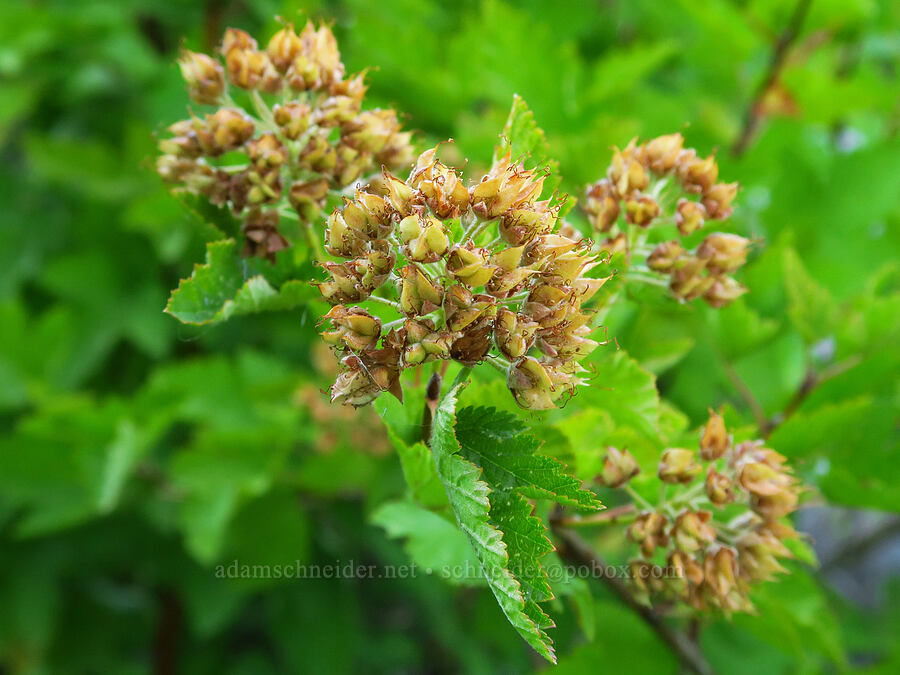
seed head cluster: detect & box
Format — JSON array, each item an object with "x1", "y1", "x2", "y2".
[
  {"x1": 583, "y1": 134, "x2": 750, "y2": 307},
  {"x1": 600, "y1": 410, "x2": 802, "y2": 613},
  {"x1": 319, "y1": 147, "x2": 608, "y2": 409},
  {"x1": 157, "y1": 22, "x2": 414, "y2": 259}
]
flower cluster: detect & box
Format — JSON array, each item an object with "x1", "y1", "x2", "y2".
[
  {"x1": 582, "y1": 134, "x2": 750, "y2": 307},
  {"x1": 318, "y1": 146, "x2": 608, "y2": 409},
  {"x1": 600, "y1": 411, "x2": 802, "y2": 613},
  {"x1": 157, "y1": 22, "x2": 414, "y2": 259}
]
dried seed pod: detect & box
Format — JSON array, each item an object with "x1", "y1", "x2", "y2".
[
  {"x1": 320, "y1": 305, "x2": 382, "y2": 352},
  {"x1": 700, "y1": 409, "x2": 729, "y2": 460},
  {"x1": 705, "y1": 468, "x2": 734, "y2": 506},
  {"x1": 160, "y1": 21, "x2": 414, "y2": 260},
  {"x1": 583, "y1": 179, "x2": 620, "y2": 232},
  {"x1": 675, "y1": 199, "x2": 706, "y2": 236},
  {"x1": 599, "y1": 447, "x2": 640, "y2": 488},
  {"x1": 647, "y1": 241, "x2": 683, "y2": 272},
  {"x1": 697, "y1": 233, "x2": 750, "y2": 274},
  {"x1": 178, "y1": 50, "x2": 225, "y2": 104},
  {"x1": 658, "y1": 448, "x2": 702, "y2": 484}
]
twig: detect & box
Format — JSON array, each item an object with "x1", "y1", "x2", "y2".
[
  {"x1": 820, "y1": 516, "x2": 900, "y2": 573},
  {"x1": 550, "y1": 521, "x2": 716, "y2": 675},
  {"x1": 732, "y1": 0, "x2": 814, "y2": 156},
  {"x1": 367, "y1": 294, "x2": 404, "y2": 313},
  {"x1": 763, "y1": 354, "x2": 862, "y2": 438},
  {"x1": 555, "y1": 504, "x2": 636, "y2": 527},
  {"x1": 153, "y1": 588, "x2": 182, "y2": 675}
]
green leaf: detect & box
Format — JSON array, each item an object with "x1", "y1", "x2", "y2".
[
  {"x1": 494, "y1": 94, "x2": 560, "y2": 191},
  {"x1": 429, "y1": 383, "x2": 556, "y2": 662},
  {"x1": 573, "y1": 349, "x2": 661, "y2": 439},
  {"x1": 371, "y1": 500, "x2": 483, "y2": 586},
  {"x1": 488, "y1": 488, "x2": 555, "y2": 603},
  {"x1": 769, "y1": 396, "x2": 900, "y2": 510},
  {"x1": 375, "y1": 384, "x2": 447, "y2": 509},
  {"x1": 783, "y1": 247, "x2": 839, "y2": 343},
  {"x1": 165, "y1": 239, "x2": 315, "y2": 325},
  {"x1": 455, "y1": 406, "x2": 602, "y2": 511}
]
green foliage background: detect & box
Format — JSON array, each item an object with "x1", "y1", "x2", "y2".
[{"x1": 1, "y1": 0, "x2": 899, "y2": 672}]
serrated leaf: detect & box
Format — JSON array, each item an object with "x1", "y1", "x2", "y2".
[
  {"x1": 455, "y1": 406, "x2": 602, "y2": 511},
  {"x1": 488, "y1": 489, "x2": 555, "y2": 602},
  {"x1": 177, "y1": 192, "x2": 241, "y2": 241},
  {"x1": 430, "y1": 383, "x2": 556, "y2": 662},
  {"x1": 371, "y1": 501, "x2": 483, "y2": 586},
  {"x1": 494, "y1": 94, "x2": 560, "y2": 191},
  {"x1": 165, "y1": 239, "x2": 315, "y2": 325}
]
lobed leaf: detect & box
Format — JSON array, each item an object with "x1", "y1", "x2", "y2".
[{"x1": 165, "y1": 239, "x2": 315, "y2": 325}]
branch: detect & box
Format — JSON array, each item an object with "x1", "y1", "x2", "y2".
[
  {"x1": 820, "y1": 516, "x2": 900, "y2": 573},
  {"x1": 763, "y1": 354, "x2": 862, "y2": 438},
  {"x1": 555, "y1": 503, "x2": 636, "y2": 528},
  {"x1": 550, "y1": 519, "x2": 716, "y2": 675},
  {"x1": 732, "y1": 0, "x2": 814, "y2": 156},
  {"x1": 153, "y1": 588, "x2": 182, "y2": 675}
]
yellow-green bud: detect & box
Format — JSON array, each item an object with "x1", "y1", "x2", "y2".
[
  {"x1": 506, "y1": 357, "x2": 557, "y2": 410},
  {"x1": 677, "y1": 151, "x2": 718, "y2": 194},
  {"x1": 399, "y1": 264, "x2": 443, "y2": 315},
  {"x1": 628, "y1": 512, "x2": 669, "y2": 557},
  {"x1": 494, "y1": 309, "x2": 537, "y2": 360},
  {"x1": 320, "y1": 305, "x2": 382, "y2": 351},
  {"x1": 446, "y1": 245, "x2": 497, "y2": 288}
]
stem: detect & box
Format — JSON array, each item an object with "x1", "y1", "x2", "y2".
[
  {"x1": 820, "y1": 516, "x2": 900, "y2": 573},
  {"x1": 464, "y1": 218, "x2": 494, "y2": 244},
  {"x1": 667, "y1": 482, "x2": 707, "y2": 511},
  {"x1": 484, "y1": 354, "x2": 510, "y2": 374},
  {"x1": 452, "y1": 365, "x2": 474, "y2": 388},
  {"x1": 368, "y1": 294, "x2": 404, "y2": 313},
  {"x1": 249, "y1": 90, "x2": 279, "y2": 132},
  {"x1": 625, "y1": 484, "x2": 656, "y2": 512},
  {"x1": 550, "y1": 520, "x2": 716, "y2": 675},
  {"x1": 382, "y1": 318, "x2": 406, "y2": 332},
  {"x1": 628, "y1": 273, "x2": 670, "y2": 289},
  {"x1": 303, "y1": 220, "x2": 325, "y2": 263}
]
